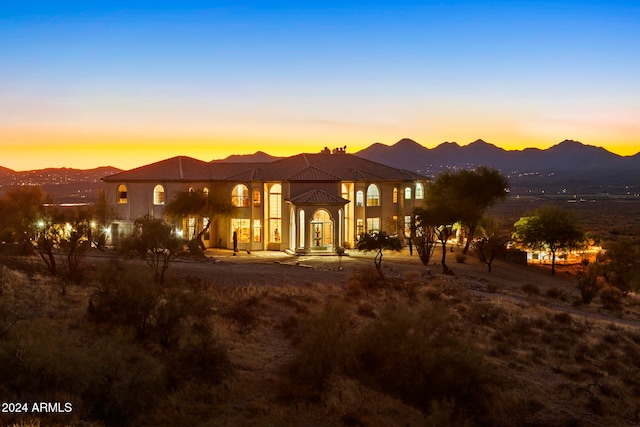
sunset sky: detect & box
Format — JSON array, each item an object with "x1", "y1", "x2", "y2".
[{"x1": 1, "y1": 1, "x2": 639, "y2": 171}]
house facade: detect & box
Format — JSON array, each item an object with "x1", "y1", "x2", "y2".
[{"x1": 102, "y1": 150, "x2": 428, "y2": 253}]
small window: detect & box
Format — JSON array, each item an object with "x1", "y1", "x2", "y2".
[
  {"x1": 153, "y1": 184, "x2": 165, "y2": 205},
  {"x1": 117, "y1": 184, "x2": 128, "y2": 204},
  {"x1": 232, "y1": 184, "x2": 250, "y2": 207},
  {"x1": 253, "y1": 190, "x2": 261, "y2": 207},
  {"x1": 404, "y1": 187, "x2": 412, "y2": 200},
  {"x1": 253, "y1": 220, "x2": 261, "y2": 242},
  {"x1": 366, "y1": 184, "x2": 380, "y2": 207},
  {"x1": 366, "y1": 217, "x2": 380, "y2": 233},
  {"x1": 356, "y1": 190, "x2": 364, "y2": 207},
  {"x1": 393, "y1": 188, "x2": 398, "y2": 204},
  {"x1": 415, "y1": 183, "x2": 424, "y2": 199}
]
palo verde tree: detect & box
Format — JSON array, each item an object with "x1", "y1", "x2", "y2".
[
  {"x1": 429, "y1": 167, "x2": 508, "y2": 254},
  {"x1": 409, "y1": 212, "x2": 438, "y2": 268},
  {"x1": 164, "y1": 188, "x2": 236, "y2": 254},
  {"x1": 513, "y1": 206, "x2": 584, "y2": 275},
  {"x1": 412, "y1": 204, "x2": 458, "y2": 274},
  {"x1": 355, "y1": 231, "x2": 402, "y2": 279},
  {"x1": 471, "y1": 216, "x2": 508, "y2": 273},
  {"x1": 599, "y1": 237, "x2": 640, "y2": 293},
  {"x1": 121, "y1": 216, "x2": 186, "y2": 284},
  {"x1": 0, "y1": 186, "x2": 48, "y2": 247}
]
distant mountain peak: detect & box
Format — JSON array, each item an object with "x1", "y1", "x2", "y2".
[{"x1": 393, "y1": 138, "x2": 422, "y2": 147}]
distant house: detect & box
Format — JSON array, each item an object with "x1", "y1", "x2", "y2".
[{"x1": 102, "y1": 149, "x2": 428, "y2": 253}]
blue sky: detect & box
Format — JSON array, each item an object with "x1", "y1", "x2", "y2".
[{"x1": 1, "y1": 1, "x2": 638, "y2": 170}]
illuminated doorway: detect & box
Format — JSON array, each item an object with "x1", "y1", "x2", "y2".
[{"x1": 310, "y1": 209, "x2": 333, "y2": 250}]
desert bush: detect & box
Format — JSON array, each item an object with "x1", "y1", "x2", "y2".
[
  {"x1": 576, "y1": 264, "x2": 600, "y2": 304},
  {"x1": 284, "y1": 302, "x2": 352, "y2": 395},
  {"x1": 395, "y1": 270, "x2": 425, "y2": 299},
  {"x1": 222, "y1": 296, "x2": 261, "y2": 334},
  {"x1": 90, "y1": 261, "x2": 161, "y2": 339},
  {"x1": 345, "y1": 266, "x2": 385, "y2": 296},
  {"x1": 455, "y1": 253, "x2": 467, "y2": 264},
  {"x1": 166, "y1": 329, "x2": 231, "y2": 388},
  {"x1": 347, "y1": 303, "x2": 491, "y2": 421},
  {"x1": 0, "y1": 320, "x2": 166, "y2": 426},
  {"x1": 599, "y1": 286, "x2": 623, "y2": 308},
  {"x1": 154, "y1": 287, "x2": 213, "y2": 349},
  {"x1": 521, "y1": 283, "x2": 541, "y2": 295},
  {"x1": 84, "y1": 335, "x2": 166, "y2": 425},
  {"x1": 546, "y1": 287, "x2": 562, "y2": 299}
]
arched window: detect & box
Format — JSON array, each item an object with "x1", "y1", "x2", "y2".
[
  {"x1": 203, "y1": 187, "x2": 209, "y2": 195},
  {"x1": 232, "y1": 184, "x2": 250, "y2": 207},
  {"x1": 392, "y1": 187, "x2": 398, "y2": 204},
  {"x1": 366, "y1": 184, "x2": 380, "y2": 207},
  {"x1": 415, "y1": 183, "x2": 424, "y2": 199},
  {"x1": 356, "y1": 190, "x2": 364, "y2": 207},
  {"x1": 269, "y1": 184, "x2": 282, "y2": 242},
  {"x1": 117, "y1": 184, "x2": 128, "y2": 204},
  {"x1": 153, "y1": 185, "x2": 165, "y2": 205},
  {"x1": 404, "y1": 187, "x2": 412, "y2": 200}
]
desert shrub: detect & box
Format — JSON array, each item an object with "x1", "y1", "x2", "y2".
[
  {"x1": 222, "y1": 296, "x2": 261, "y2": 334},
  {"x1": 0, "y1": 321, "x2": 166, "y2": 426},
  {"x1": 521, "y1": 283, "x2": 540, "y2": 295},
  {"x1": 599, "y1": 286, "x2": 623, "y2": 308},
  {"x1": 356, "y1": 302, "x2": 376, "y2": 318},
  {"x1": 284, "y1": 302, "x2": 352, "y2": 395},
  {"x1": 576, "y1": 265, "x2": 600, "y2": 304},
  {"x1": 546, "y1": 287, "x2": 561, "y2": 299},
  {"x1": 84, "y1": 336, "x2": 166, "y2": 425},
  {"x1": 166, "y1": 329, "x2": 231, "y2": 388},
  {"x1": 396, "y1": 270, "x2": 425, "y2": 299},
  {"x1": 0, "y1": 320, "x2": 94, "y2": 399},
  {"x1": 345, "y1": 267, "x2": 384, "y2": 296},
  {"x1": 90, "y1": 260, "x2": 161, "y2": 339},
  {"x1": 154, "y1": 287, "x2": 213, "y2": 349},
  {"x1": 347, "y1": 303, "x2": 490, "y2": 420},
  {"x1": 455, "y1": 253, "x2": 467, "y2": 264}
]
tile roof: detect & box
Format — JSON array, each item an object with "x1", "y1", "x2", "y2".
[
  {"x1": 102, "y1": 156, "x2": 210, "y2": 182},
  {"x1": 103, "y1": 152, "x2": 427, "y2": 183},
  {"x1": 286, "y1": 189, "x2": 350, "y2": 205}
]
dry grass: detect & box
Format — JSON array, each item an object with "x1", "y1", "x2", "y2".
[{"x1": 2, "y1": 253, "x2": 640, "y2": 426}]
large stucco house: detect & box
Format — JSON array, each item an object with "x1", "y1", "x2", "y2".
[{"x1": 102, "y1": 149, "x2": 428, "y2": 253}]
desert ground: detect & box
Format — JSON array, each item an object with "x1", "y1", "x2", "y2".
[{"x1": 2, "y1": 245, "x2": 640, "y2": 426}]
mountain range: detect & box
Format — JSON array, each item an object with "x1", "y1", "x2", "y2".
[
  {"x1": 1, "y1": 139, "x2": 638, "y2": 201},
  {"x1": 354, "y1": 139, "x2": 640, "y2": 196}
]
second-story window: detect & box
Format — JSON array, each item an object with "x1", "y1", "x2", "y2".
[
  {"x1": 366, "y1": 184, "x2": 380, "y2": 207},
  {"x1": 232, "y1": 184, "x2": 250, "y2": 207},
  {"x1": 153, "y1": 184, "x2": 165, "y2": 205}
]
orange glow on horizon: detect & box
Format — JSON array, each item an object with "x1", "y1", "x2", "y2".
[{"x1": 2, "y1": 130, "x2": 638, "y2": 172}]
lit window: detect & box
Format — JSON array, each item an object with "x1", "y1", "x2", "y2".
[
  {"x1": 404, "y1": 187, "x2": 412, "y2": 200},
  {"x1": 153, "y1": 185, "x2": 165, "y2": 205},
  {"x1": 232, "y1": 184, "x2": 250, "y2": 207},
  {"x1": 231, "y1": 219, "x2": 250, "y2": 243},
  {"x1": 393, "y1": 188, "x2": 398, "y2": 204},
  {"x1": 404, "y1": 215, "x2": 412, "y2": 237},
  {"x1": 253, "y1": 190, "x2": 261, "y2": 207},
  {"x1": 269, "y1": 184, "x2": 282, "y2": 242},
  {"x1": 253, "y1": 220, "x2": 261, "y2": 242},
  {"x1": 366, "y1": 217, "x2": 380, "y2": 232},
  {"x1": 356, "y1": 219, "x2": 364, "y2": 237},
  {"x1": 203, "y1": 187, "x2": 209, "y2": 195},
  {"x1": 416, "y1": 183, "x2": 424, "y2": 199},
  {"x1": 117, "y1": 184, "x2": 128, "y2": 204},
  {"x1": 366, "y1": 184, "x2": 380, "y2": 207},
  {"x1": 356, "y1": 190, "x2": 364, "y2": 207}
]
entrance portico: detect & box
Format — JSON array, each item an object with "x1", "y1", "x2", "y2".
[{"x1": 286, "y1": 189, "x2": 349, "y2": 253}]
